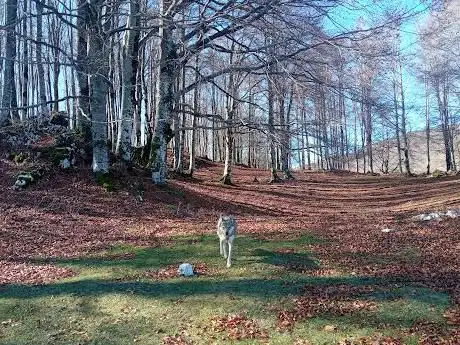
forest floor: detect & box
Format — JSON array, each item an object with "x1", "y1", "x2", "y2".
[{"x1": 1, "y1": 156, "x2": 460, "y2": 345}]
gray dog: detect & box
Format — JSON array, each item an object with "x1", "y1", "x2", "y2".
[{"x1": 217, "y1": 215, "x2": 237, "y2": 267}]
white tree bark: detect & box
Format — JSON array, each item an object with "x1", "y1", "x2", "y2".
[
  {"x1": 151, "y1": 0, "x2": 175, "y2": 184},
  {"x1": 399, "y1": 63, "x2": 412, "y2": 176},
  {"x1": 21, "y1": 0, "x2": 29, "y2": 120},
  {"x1": 36, "y1": 1, "x2": 47, "y2": 116},
  {"x1": 116, "y1": 0, "x2": 139, "y2": 162},
  {"x1": 91, "y1": 73, "x2": 110, "y2": 174},
  {"x1": 425, "y1": 73, "x2": 431, "y2": 175},
  {"x1": 188, "y1": 55, "x2": 200, "y2": 175},
  {"x1": 0, "y1": 0, "x2": 17, "y2": 126},
  {"x1": 268, "y1": 76, "x2": 280, "y2": 182},
  {"x1": 88, "y1": 0, "x2": 109, "y2": 173},
  {"x1": 280, "y1": 87, "x2": 293, "y2": 179},
  {"x1": 221, "y1": 49, "x2": 236, "y2": 185}
]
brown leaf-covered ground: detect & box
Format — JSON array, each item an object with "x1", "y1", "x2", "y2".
[
  {"x1": 1, "y1": 154, "x2": 460, "y2": 344},
  {"x1": 1, "y1": 156, "x2": 459, "y2": 289}
]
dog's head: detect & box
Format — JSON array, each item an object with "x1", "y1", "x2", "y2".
[{"x1": 219, "y1": 214, "x2": 235, "y2": 224}]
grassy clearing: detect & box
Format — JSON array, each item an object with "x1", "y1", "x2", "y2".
[{"x1": 0, "y1": 234, "x2": 455, "y2": 345}]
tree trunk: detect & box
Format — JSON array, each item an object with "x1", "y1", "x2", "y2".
[
  {"x1": 174, "y1": 47, "x2": 186, "y2": 172},
  {"x1": 211, "y1": 84, "x2": 217, "y2": 162},
  {"x1": 353, "y1": 102, "x2": 359, "y2": 173},
  {"x1": 399, "y1": 64, "x2": 412, "y2": 176},
  {"x1": 76, "y1": 0, "x2": 91, "y2": 136},
  {"x1": 393, "y1": 79, "x2": 403, "y2": 174},
  {"x1": 36, "y1": 1, "x2": 48, "y2": 116},
  {"x1": 435, "y1": 78, "x2": 452, "y2": 171},
  {"x1": 247, "y1": 87, "x2": 254, "y2": 167},
  {"x1": 365, "y1": 99, "x2": 373, "y2": 173},
  {"x1": 116, "y1": 0, "x2": 140, "y2": 162},
  {"x1": 221, "y1": 50, "x2": 236, "y2": 185},
  {"x1": 151, "y1": 0, "x2": 176, "y2": 184},
  {"x1": 188, "y1": 56, "x2": 200, "y2": 176},
  {"x1": 268, "y1": 75, "x2": 281, "y2": 183},
  {"x1": 305, "y1": 123, "x2": 311, "y2": 170},
  {"x1": 299, "y1": 109, "x2": 305, "y2": 170},
  {"x1": 425, "y1": 74, "x2": 430, "y2": 175},
  {"x1": 445, "y1": 82, "x2": 456, "y2": 171},
  {"x1": 0, "y1": 0, "x2": 18, "y2": 126},
  {"x1": 360, "y1": 100, "x2": 366, "y2": 173},
  {"x1": 21, "y1": 0, "x2": 29, "y2": 120},
  {"x1": 281, "y1": 87, "x2": 294, "y2": 179},
  {"x1": 88, "y1": 0, "x2": 109, "y2": 173},
  {"x1": 51, "y1": 17, "x2": 61, "y2": 114}
]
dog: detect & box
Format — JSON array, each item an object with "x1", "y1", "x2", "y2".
[{"x1": 217, "y1": 215, "x2": 237, "y2": 267}]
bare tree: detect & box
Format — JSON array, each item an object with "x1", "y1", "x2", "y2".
[{"x1": 0, "y1": 0, "x2": 18, "y2": 126}]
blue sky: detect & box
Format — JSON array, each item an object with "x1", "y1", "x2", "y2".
[{"x1": 326, "y1": 0, "x2": 432, "y2": 131}]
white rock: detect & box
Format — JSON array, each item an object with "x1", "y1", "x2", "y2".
[
  {"x1": 427, "y1": 212, "x2": 442, "y2": 220},
  {"x1": 413, "y1": 214, "x2": 428, "y2": 221},
  {"x1": 414, "y1": 212, "x2": 442, "y2": 221},
  {"x1": 381, "y1": 228, "x2": 396, "y2": 233},
  {"x1": 60, "y1": 158, "x2": 71, "y2": 169},
  {"x1": 14, "y1": 179, "x2": 27, "y2": 187},
  {"x1": 446, "y1": 209, "x2": 460, "y2": 218},
  {"x1": 177, "y1": 263, "x2": 194, "y2": 277}
]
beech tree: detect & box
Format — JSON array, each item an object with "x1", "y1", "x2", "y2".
[
  {"x1": 0, "y1": 0, "x2": 18, "y2": 126},
  {"x1": 419, "y1": 0, "x2": 460, "y2": 172}
]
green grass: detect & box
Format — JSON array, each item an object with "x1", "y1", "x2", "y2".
[{"x1": 0, "y1": 234, "x2": 454, "y2": 345}]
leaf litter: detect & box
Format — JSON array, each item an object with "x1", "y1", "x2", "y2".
[{"x1": 1, "y1": 156, "x2": 460, "y2": 342}]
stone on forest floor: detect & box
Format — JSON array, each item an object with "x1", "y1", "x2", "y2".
[
  {"x1": 413, "y1": 209, "x2": 460, "y2": 221},
  {"x1": 323, "y1": 325, "x2": 337, "y2": 332},
  {"x1": 13, "y1": 172, "x2": 35, "y2": 190},
  {"x1": 431, "y1": 169, "x2": 448, "y2": 178},
  {"x1": 60, "y1": 158, "x2": 71, "y2": 169},
  {"x1": 445, "y1": 209, "x2": 460, "y2": 218},
  {"x1": 177, "y1": 263, "x2": 194, "y2": 277},
  {"x1": 381, "y1": 228, "x2": 397, "y2": 233}
]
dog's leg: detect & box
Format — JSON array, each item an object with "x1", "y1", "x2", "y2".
[
  {"x1": 223, "y1": 239, "x2": 228, "y2": 259},
  {"x1": 226, "y1": 237, "x2": 234, "y2": 268},
  {"x1": 219, "y1": 238, "x2": 224, "y2": 257}
]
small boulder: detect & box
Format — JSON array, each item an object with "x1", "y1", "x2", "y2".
[
  {"x1": 446, "y1": 209, "x2": 460, "y2": 218},
  {"x1": 431, "y1": 169, "x2": 447, "y2": 178},
  {"x1": 413, "y1": 214, "x2": 427, "y2": 221},
  {"x1": 381, "y1": 228, "x2": 396, "y2": 233},
  {"x1": 177, "y1": 263, "x2": 194, "y2": 277},
  {"x1": 426, "y1": 213, "x2": 441, "y2": 221},
  {"x1": 14, "y1": 172, "x2": 34, "y2": 187},
  {"x1": 413, "y1": 212, "x2": 442, "y2": 221},
  {"x1": 14, "y1": 179, "x2": 27, "y2": 189},
  {"x1": 323, "y1": 325, "x2": 337, "y2": 332},
  {"x1": 60, "y1": 158, "x2": 71, "y2": 169}
]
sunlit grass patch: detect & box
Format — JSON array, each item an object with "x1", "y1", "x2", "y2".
[{"x1": 0, "y1": 232, "x2": 457, "y2": 344}]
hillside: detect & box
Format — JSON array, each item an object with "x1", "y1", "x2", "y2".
[{"x1": 354, "y1": 128, "x2": 460, "y2": 174}]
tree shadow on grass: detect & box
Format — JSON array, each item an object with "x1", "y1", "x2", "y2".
[
  {"x1": 19, "y1": 234, "x2": 323, "y2": 272},
  {"x1": 0, "y1": 276, "x2": 384, "y2": 300},
  {"x1": 0, "y1": 274, "x2": 452, "y2": 328},
  {"x1": 250, "y1": 248, "x2": 319, "y2": 272}
]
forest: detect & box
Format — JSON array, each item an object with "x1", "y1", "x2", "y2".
[
  {"x1": 0, "y1": 0, "x2": 459, "y2": 344},
  {"x1": 0, "y1": 0, "x2": 458, "y2": 179}
]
